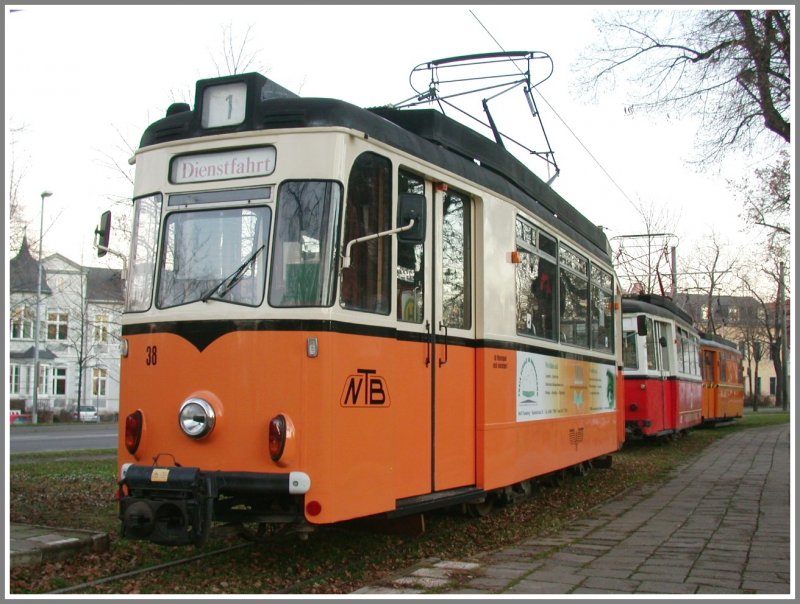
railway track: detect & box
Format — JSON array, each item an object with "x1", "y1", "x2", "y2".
[
  {"x1": 46, "y1": 541, "x2": 255, "y2": 594},
  {"x1": 38, "y1": 465, "x2": 605, "y2": 594}
]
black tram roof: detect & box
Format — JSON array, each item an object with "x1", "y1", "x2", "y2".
[
  {"x1": 622, "y1": 294, "x2": 695, "y2": 329},
  {"x1": 698, "y1": 332, "x2": 740, "y2": 352},
  {"x1": 139, "y1": 74, "x2": 611, "y2": 262}
]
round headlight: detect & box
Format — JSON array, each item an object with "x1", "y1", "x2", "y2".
[{"x1": 179, "y1": 398, "x2": 216, "y2": 439}]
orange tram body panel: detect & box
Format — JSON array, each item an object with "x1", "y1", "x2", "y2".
[
  {"x1": 621, "y1": 295, "x2": 703, "y2": 440},
  {"x1": 699, "y1": 334, "x2": 745, "y2": 425},
  {"x1": 111, "y1": 71, "x2": 624, "y2": 546}
]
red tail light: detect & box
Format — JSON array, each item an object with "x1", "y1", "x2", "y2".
[
  {"x1": 125, "y1": 410, "x2": 143, "y2": 454},
  {"x1": 268, "y1": 415, "x2": 286, "y2": 461}
]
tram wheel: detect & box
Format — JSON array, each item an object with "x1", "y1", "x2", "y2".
[
  {"x1": 238, "y1": 522, "x2": 270, "y2": 543},
  {"x1": 502, "y1": 479, "x2": 534, "y2": 504},
  {"x1": 466, "y1": 496, "x2": 495, "y2": 518},
  {"x1": 544, "y1": 469, "x2": 566, "y2": 487},
  {"x1": 569, "y1": 461, "x2": 592, "y2": 477},
  {"x1": 592, "y1": 455, "x2": 613, "y2": 469},
  {"x1": 514, "y1": 479, "x2": 534, "y2": 498}
]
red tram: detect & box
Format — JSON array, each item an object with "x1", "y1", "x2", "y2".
[{"x1": 621, "y1": 294, "x2": 703, "y2": 439}]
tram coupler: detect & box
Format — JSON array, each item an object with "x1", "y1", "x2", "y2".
[{"x1": 119, "y1": 465, "x2": 214, "y2": 546}]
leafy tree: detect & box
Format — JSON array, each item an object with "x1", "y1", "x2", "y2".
[{"x1": 575, "y1": 9, "x2": 791, "y2": 161}]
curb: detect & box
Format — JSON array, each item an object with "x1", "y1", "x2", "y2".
[{"x1": 10, "y1": 524, "x2": 110, "y2": 568}]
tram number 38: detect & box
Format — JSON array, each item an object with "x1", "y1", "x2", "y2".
[{"x1": 146, "y1": 346, "x2": 158, "y2": 366}]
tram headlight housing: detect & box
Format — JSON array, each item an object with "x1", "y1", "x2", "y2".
[{"x1": 179, "y1": 398, "x2": 216, "y2": 439}]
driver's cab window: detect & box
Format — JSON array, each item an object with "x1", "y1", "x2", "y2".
[{"x1": 623, "y1": 331, "x2": 638, "y2": 369}]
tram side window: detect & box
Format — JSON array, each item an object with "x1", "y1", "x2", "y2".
[
  {"x1": 703, "y1": 350, "x2": 715, "y2": 382},
  {"x1": 126, "y1": 194, "x2": 162, "y2": 312},
  {"x1": 590, "y1": 264, "x2": 614, "y2": 353},
  {"x1": 720, "y1": 351, "x2": 729, "y2": 383},
  {"x1": 341, "y1": 153, "x2": 392, "y2": 314},
  {"x1": 658, "y1": 322, "x2": 672, "y2": 371},
  {"x1": 270, "y1": 181, "x2": 342, "y2": 307},
  {"x1": 623, "y1": 331, "x2": 638, "y2": 369},
  {"x1": 441, "y1": 188, "x2": 471, "y2": 329},
  {"x1": 515, "y1": 219, "x2": 557, "y2": 340},
  {"x1": 645, "y1": 318, "x2": 658, "y2": 370},
  {"x1": 397, "y1": 170, "x2": 425, "y2": 323},
  {"x1": 559, "y1": 245, "x2": 589, "y2": 347}
]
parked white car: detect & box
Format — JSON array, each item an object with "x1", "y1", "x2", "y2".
[{"x1": 74, "y1": 405, "x2": 100, "y2": 422}]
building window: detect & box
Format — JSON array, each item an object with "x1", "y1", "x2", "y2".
[
  {"x1": 94, "y1": 315, "x2": 110, "y2": 343},
  {"x1": 769, "y1": 377, "x2": 777, "y2": 396},
  {"x1": 92, "y1": 367, "x2": 108, "y2": 397},
  {"x1": 10, "y1": 307, "x2": 35, "y2": 339},
  {"x1": 47, "y1": 311, "x2": 69, "y2": 341},
  {"x1": 9, "y1": 365, "x2": 21, "y2": 395},
  {"x1": 39, "y1": 365, "x2": 67, "y2": 396},
  {"x1": 52, "y1": 367, "x2": 67, "y2": 396}
]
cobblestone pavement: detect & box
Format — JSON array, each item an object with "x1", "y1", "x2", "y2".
[{"x1": 354, "y1": 424, "x2": 791, "y2": 595}]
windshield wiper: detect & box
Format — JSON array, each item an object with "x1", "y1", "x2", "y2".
[{"x1": 202, "y1": 244, "x2": 265, "y2": 302}]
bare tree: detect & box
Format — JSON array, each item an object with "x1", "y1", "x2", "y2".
[
  {"x1": 210, "y1": 22, "x2": 265, "y2": 76},
  {"x1": 679, "y1": 230, "x2": 737, "y2": 335},
  {"x1": 737, "y1": 247, "x2": 789, "y2": 410},
  {"x1": 8, "y1": 123, "x2": 30, "y2": 254},
  {"x1": 731, "y1": 149, "x2": 790, "y2": 251},
  {"x1": 95, "y1": 126, "x2": 136, "y2": 259},
  {"x1": 575, "y1": 9, "x2": 791, "y2": 161}
]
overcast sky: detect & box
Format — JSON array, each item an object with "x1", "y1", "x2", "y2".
[{"x1": 6, "y1": 5, "x2": 767, "y2": 271}]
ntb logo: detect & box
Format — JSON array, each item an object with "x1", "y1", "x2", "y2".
[{"x1": 340, "y1": 369, "x2": 391, "y2": 407}]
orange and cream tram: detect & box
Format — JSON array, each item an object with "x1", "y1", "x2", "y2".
[
  {"x1": 104, "y1": 72, "x2": 624, "y2": 545},
  {"x1": 699, "y1": 333, "x2": 744, "y2": 425},
  {"x1": 621, "y1": 294, "x2": 703, "y2": 440}
]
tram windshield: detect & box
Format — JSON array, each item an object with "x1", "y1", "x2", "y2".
[{"x1": 157, "y1": 205, "x2": 271, "y2": 308}]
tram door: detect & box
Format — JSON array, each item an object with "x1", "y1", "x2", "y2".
[
  {"x1": 431, "y1": 185, "x2": 476, "y2": 491},
  {"x1": 396, "y1": 174, "x2": 475, "y2": 494},
  {"x1": 653, "y1": 320, "x2": 671, "y2": 429}
]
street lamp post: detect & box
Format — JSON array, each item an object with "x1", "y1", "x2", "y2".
[{"x1": 32, "y1": 190, "x2": 53, "y2": 425}]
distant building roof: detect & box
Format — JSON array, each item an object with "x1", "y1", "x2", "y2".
[
  {"x1": 87, "y1": 267, "x2": 124, "y2": 303},
  {"x1": 10, "y1": 236, "x2": 52, "y2": 295},
  {"x1": 10, "y1": 346, "x2": 57, "y2": 360}
]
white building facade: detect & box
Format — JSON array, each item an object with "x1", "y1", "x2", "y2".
[{"x1": 9, "y1": 238, "x2": 123, "y2": 420}]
